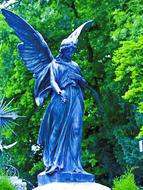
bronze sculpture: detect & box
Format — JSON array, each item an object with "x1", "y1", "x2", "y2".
[{"x1": 2, "y1": 9, "x2": 94, "y2": 183}]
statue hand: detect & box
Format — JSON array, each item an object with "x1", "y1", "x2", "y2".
[
  {"x1": 80, "y1": 78, "x2": 88, "y2": 86},
  {"x1": 59, "y1": 90, "x2": 67, "y2": 103}
]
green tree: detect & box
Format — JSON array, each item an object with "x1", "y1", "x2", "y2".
[
  {"x1": 0, "y1": 0, "x2": 142, "y2": 187},
  {"x1": 112, "y1": 0, "x2": 143, "y2": 114}
]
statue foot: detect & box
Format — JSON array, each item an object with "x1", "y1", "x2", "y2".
[
  {"x1": 45, "y1": 165, "x2": 59, "y2": 175},
  {"x1": 72, "y1": 168, "x2": 87, "y2": 174},
  {"x1": 45, "y1": 166, "x2": 52, "y2": 172}
]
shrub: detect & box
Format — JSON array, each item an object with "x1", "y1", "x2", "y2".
[
  {"x1": 0, "y1": 176, "x2": 16, "y2": 190},
  {"x1": 112, "y1": 170, "x2": 139, "y2": 190}
]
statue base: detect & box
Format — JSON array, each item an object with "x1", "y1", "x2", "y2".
[
  {"x1": 38, "y1": 171, "x2": 95, "y2": 185},
  {"x1": 10, "y1": 176, "x2": 27, "y2": 190},
  {"x1": 34, "y1": 182, "x2": 111, "y2": 190}
]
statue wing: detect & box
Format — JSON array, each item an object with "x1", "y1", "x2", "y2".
[{"x1": 2, "y1": 9, "x2": 54, "y2": 106}]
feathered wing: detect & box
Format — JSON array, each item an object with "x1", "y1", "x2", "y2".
[{"x1": 2, "y1": 9, "x2": 54, "y2": 106}]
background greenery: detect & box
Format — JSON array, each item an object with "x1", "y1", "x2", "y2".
[
  {"x1": 112, "y1": 169, "x2": 139, "y2": 190},
  {"x1": 0, "y1": 175, "x2": 16, "y2": 190},
  {"x1": 0, "y1": 0, "x2": 143, "y2": 188}
]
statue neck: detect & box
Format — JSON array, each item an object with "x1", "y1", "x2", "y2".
[{"x1": 56, "y1": 53, "x2": 72, "y2": 63}]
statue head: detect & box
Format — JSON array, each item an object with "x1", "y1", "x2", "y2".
[
  {"x1": 58, "y1": 42, "x2": 77, "y2": 61},
  {"x1": 57, "y1": 20, "x2": 93, "y2": 62}
]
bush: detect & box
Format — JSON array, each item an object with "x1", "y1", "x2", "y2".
[
  {"x1": 112, "y1": 170, "x2": 139, "y2": 190},
  {"x1": 0, "y1": 176, "x2": 16, "y2": 190}
]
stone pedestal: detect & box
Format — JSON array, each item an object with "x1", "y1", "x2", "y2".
[
  {"x1": 33, "y1": 182, "x2": 111, "y2": 190},
  {"x1": 38, "y1": 171, "x2": 95, "y2": 185},
  {"x1": 10, "y1": 176, "x2": 27, "y2": 190}
]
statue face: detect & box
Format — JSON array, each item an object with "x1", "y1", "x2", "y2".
[{"x1": 62, "y1": 45, "x2": 77, "y2": 61}]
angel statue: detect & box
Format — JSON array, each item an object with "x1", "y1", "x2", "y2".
[{"x1": 2, "y1": 9, "x2": 95, "y2": 183}]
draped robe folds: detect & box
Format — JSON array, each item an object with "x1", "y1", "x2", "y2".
[{"x1": 37, "y1": 59, "x2": 86, "y2": 174}]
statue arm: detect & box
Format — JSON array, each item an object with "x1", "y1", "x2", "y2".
[
  {"x1": 68, "y1": 72, "x2": 88, "y2": 86},
  {"x1": 50, "y1": 64, "x2": 67, "y2": 102},
  {"x1": 50, "y1": 64, "x2": 62, "y2": 95}
]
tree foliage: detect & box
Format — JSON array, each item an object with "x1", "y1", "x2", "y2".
[
  {"x1": 112, "y1": 170, "x2": 139, "y2": 190},
  {"x1": 0, "y1": 0, "x2": 143, "y2": 187},
  {"x1": 112, "y1": 0, "x2": 143, "y2": 113}
]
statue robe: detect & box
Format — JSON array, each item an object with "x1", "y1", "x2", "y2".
[{"x1": 37, "y1": 58, "x2": 86, "y2": 174}]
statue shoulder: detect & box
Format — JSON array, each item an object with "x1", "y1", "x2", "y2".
[
  {"x1": 71, "y1": 61, "x2": 79, "y2": 67},
  {"x1": 71, "y1": 61, "x2": 81, "y2": 72}
]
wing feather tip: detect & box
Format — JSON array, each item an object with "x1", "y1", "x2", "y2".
[
  {"x1": 1, "y1": 8, "x2": 7, "y2": 15},
  {"x1": 1, "y1": 9, "x2": 14, "y2": 19}
]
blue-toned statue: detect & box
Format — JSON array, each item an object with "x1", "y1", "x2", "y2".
[{"x1": 2, "y1": 9, "x2": 94, "y2": 183}]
